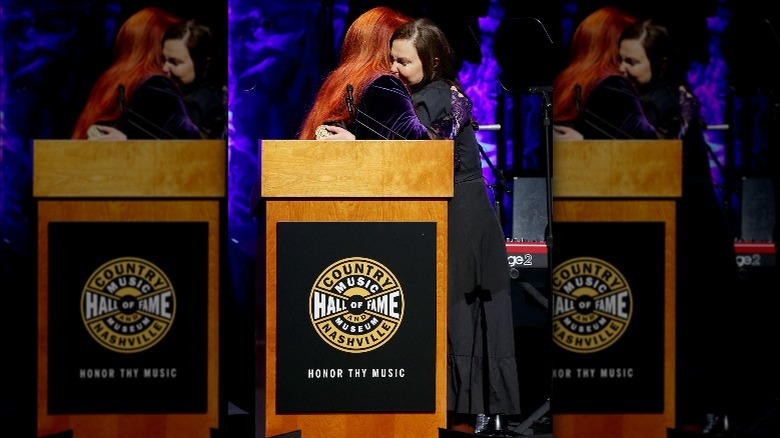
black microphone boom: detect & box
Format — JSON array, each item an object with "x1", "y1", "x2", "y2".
[
  {"x1": 116, "y1": 83, "x2": 178, "y2": 139},
  {"x1": 343, "y1": 83, "x2": 408, "y2": 140},
  {"x1": 574, "y1": 83, "x2": 633, "y2": 140},
  {"x1": 574, "y1": 84, "x2": 583, "y2": 113},
  {"x1": 118, "y1": 84, "x2": 127, "y2": 116},
  {"x1": 346, "y1": 84, "x2": 356, "y2": 118}
]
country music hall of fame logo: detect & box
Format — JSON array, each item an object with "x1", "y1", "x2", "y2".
[
  {"x1": 309, "y1": 257, "x2": 404, "y2": 353},
  {"x1": 81, "y1": 257, "x2": 176, "y2": 353},
  {"x1": 552, "y1": 257, "x2": 633, "y2": 353}
]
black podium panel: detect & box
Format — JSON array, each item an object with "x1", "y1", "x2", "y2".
[
  {"x1": 275, "y1": 221, "x2": 437, "y2": 413},
  {"x1": 551, "y1": 221, "x2": 665, "y2": 413},
  {"x1": 47, "y1": 221, "x2": 208, "y2": 414}
]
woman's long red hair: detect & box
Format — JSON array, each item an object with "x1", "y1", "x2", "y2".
[
  {"x1": 552, "y1": 7, "x2": 638, "y2": 124},
  {"x1": 71, "y1": 7, "x2": 180, "y2": 138},
  {"x1": 298, "y1": 7, "x2": 411, "y2": 139}
]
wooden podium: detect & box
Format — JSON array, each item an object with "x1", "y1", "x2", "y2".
[
  {"x1": 258, "y1": 140, "x2": 452, "y2": 438},
  {"x1": 34, "y1": 140, "x2": 225, "y2": 437},
  {"x1": 550, "y1": 139, "x2": 681, "y2": 437}
]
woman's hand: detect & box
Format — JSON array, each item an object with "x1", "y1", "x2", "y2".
[
  {"x1": 315, "y1": 124, "x2": 356, "y2": 140},
  {"x1": 87, "y1": 125, "x2": 128, "y2": 140},
  {"x1": 553, "y1": 125, "x2": 583, "y2": 141}
]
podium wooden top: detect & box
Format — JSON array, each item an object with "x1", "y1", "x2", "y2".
[
  {"x1": 260, "y1": 140, "x2": 454, "y2": 198},
  {"x1": 33, "y1": 140, "x2": 226, "y2": 198},
  {"x1": 553, "y1": 139, "x2": 682, "y2": 198}
]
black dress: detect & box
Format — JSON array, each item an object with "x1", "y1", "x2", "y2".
[{"x1": 414, "y1": 80, "x2": 521, "y2": 416}]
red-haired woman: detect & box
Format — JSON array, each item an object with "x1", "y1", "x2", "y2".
[
  {"x1": 297, "y1": 6, "x2": 431, "y2": 141},
  {"x1": 71, "y1": 7, "x2": 202, "y2": 139},
  {"x1": 552, "y1": 6, "x2": 658, "y2": 140}
]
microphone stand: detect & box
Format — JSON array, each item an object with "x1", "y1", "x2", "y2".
[
  {"x1": 515, "y1": 86, "x2": 553, "y2": 433},
  {"x1": 476, "y1": 133, "x2": 511, "y2": 223},
  {"x1": 493, "y1": 16, "x2": 556, "y2": 434},
  {"x1": 502, "y1": 84, "x2": 554, "y2": 437},
  {"x1": 529, "y1": 86, "x2": 554, "y2": 253}
]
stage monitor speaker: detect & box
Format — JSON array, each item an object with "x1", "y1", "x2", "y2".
[
  {"x1": 511, "y1": 177, "x2": 548, "y2": 242},
  {"x1": 741, "y1": 177, "x2": 775, "y2": 241},
  {"x1": 506, "y1": 241, "x2": 549, "y2": 329}
]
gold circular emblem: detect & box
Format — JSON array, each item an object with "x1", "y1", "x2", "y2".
[
  {"x1": 309, "y1": 257, "x2": 404, "y2": 353},
  {"x1": 552, "y1": 257, "x2": 632, "y2": 353},
  {"x1": 81, "y1": 257, "x2": 175, "y2": 353}
]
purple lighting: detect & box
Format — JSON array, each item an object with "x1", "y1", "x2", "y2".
[{"x1": 688, "y1": 8, "x2": 733, "y2": 212}]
